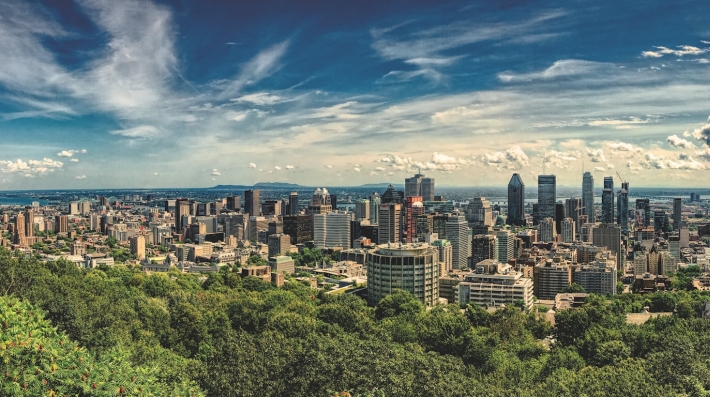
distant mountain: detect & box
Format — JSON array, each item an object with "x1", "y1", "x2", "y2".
[
  {"x1": 357, "y1": 182, "x2": 402, "y2": 189},
  {"x1": 253, "y1": 182, "x2": 308, "y2": 188},
  {"x1": 209, "y1": 182, "x2": 309, "y2": 190}
]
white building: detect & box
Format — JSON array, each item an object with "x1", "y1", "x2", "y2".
[
  {"x1": 313, "y1": 211, "x2": 352, "y2": 249},
  {"x1": 455, "y1": 260, "x2": 534, "y2": 309}
]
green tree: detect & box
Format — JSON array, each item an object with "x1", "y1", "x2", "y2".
[{"x1": 374, "y1": 290, "x2": 424, "y2": 320}]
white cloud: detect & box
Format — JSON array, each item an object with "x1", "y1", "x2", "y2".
[
  {"x1": 57, "y1": 150, "x2": 76, "y2": 157},
  {"x1": 586, "y1": 148, "x2": 607, "y2": 163},
  {"x1": 274, "y1": 166, "x2": 281, "y2": 170},
  {"x1": 219, "y1": 40, "x2": 290, "y2": 98},
  {"x1": 353, "y1": 167, "x2": 361, "y2": 172},
  {"x1": 590, "y1": 117, "x2": 654, "y2": 129},
  {"x1": 232, "y1": 92, "x2": 284, "y2": 106},
  {"x1": 70, "y1": 158, "x2": 79, "y2": 162},
  {"x1": 285, "y1": 165, "x2": 294, "y2": 169},
  {"x1": 642, "y1": 45, "x2": 707, "y2": 58},
  {"x1": 0, "y1": 157, "x2": 64, "y2": 176},
  {"x1": 498, "y1": 59, "x2": 610, "y2": 83},
  {"x1": 667, "y1": 134, "x2": 697, "y2": 149},
  {"x1": 593, "y1": 166, "x2": 605, "y2": 172},
  {"x1": 325, "y1": 165, "x2": 333, "y2": 169},
  {"x1": 605, "y1": 141, "x2": 643, "y2": 152},
  {"x1": 110, "y1": 125, "x2": 159, "y2": 138},
  {"x1": 627, "y1": 161, "x2": 642, "y2": 174},
  {"x1": 375, "y1": 166, "x2": 385, "y2": 171},
  {"x1": 75, "y1": 175, "x2": 86, "y2": 179},
  {"x1": 225, "y1": 111, "x2": 249, "y2": 122},
  {"x1": 211, "y1": 169, "x2": 221, "y2": 176},
  {"x1": 248, "y1": 163, "x2": 256, "y2": 168},
  {"x1": 690, "y1": 116, "x2": 710, "y2": 146}
]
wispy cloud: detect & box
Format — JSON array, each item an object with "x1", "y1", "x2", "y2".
[
  {"x1": 642, "y1": 45, "x2": 708, "y2": 58},
  {"x1": 219, "y1": 40, "x2": 290, "y2": 99},
  {"x1": 110, "y1": 125, "x2": 159, "y2": 138}
]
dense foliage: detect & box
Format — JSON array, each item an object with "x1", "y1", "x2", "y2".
[{"x1": 2, "y1": 247, "x2": 710, "y2": 396}]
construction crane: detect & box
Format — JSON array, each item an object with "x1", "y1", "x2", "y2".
[{"x1": 615, "y1": 171, "x2": 626, "y2": 184}]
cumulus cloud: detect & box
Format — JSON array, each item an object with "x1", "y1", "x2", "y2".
[
  {"x1": 248, "y1": 163, "x2": 256, "y2": 168},
  {"x1": 640, "y1": 152, "x2": 667, "y2": 169},
  {"x1": 690, "y1": 116, "x2": 710, "y2": 146},
  {"x1": 353, "y1": 167, "x2": 361, "y2": 172},
  {"x1": 482, "y1": 146, "x2": 529, "y2": 169},
  {"x1": 586, "y1": 148, "x2": 606, "y2": 163},
  {"x1": 605, "y1": 141, "x2": 643, "y2": 152},
  {"x1": 377, "y1": 152, "x2": 477, "y2": 173},
  {"x1": 375, "y1": 166, "x2": 385, "y2": 171},
  {"x1": 627, "y1": 161, "x2": 642, "y2": 174},
  {"x1": 666, "y1": 154, "x2": 705, "y2": 170},
  {"x1": 642, "y1": 45, "x2": 707, "y2": 58},
  {"x1": 57, "y1": 150, "x2": 76, "y2": 157},
  {"x1": 0, "y1": 158, "x2": 64, "y2": 176},
  {"x1": 285, "y1": 165, "x2": 294, "y2": 169},
  {"x1": 325, "y1": 164, "x2": 333, "y2": 169},
  {"x1": 211, "y1": 169, "x2": 221, "y2": 176},
  {"x1": 667, "y1": 134, "x2": 697, "y2": 149},
  {"x1": 70, "y1": 158, "x2": 79, "y2": 162},
  {"x1": 593, "y1": 166, "x2": 605, "y2": 172},
  {"x1": 542, "y1": 149, "x2": 580, "y2": 169},
  {"x1": 75, "y1": 175, "x2": 86, "y2": 179},
  {"x1": 274, "y1": 166, "x2": 281, "y2": 170}
]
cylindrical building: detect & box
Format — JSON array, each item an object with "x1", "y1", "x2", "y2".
[{"x1": 366, "y1": 243, "x2": 439, "y2": 306}]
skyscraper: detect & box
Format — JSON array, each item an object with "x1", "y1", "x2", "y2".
[
  {"x1": 405, "y1": 196, "x2": 425, "y2": 243},
  {"x1": 244, "y1": 189, "x2": 260, "y2": 217},
  {"x1": 445, "y1": 214, "x2": 470, "y2": 269},
  {"x1": 466, "y1": 197, "x2": 493, "y2": 226},
  {"x1": 561, "y1": 218, "x2": 575, "y2": 243},
  {"x1": 592, "y1": 224, "x2": 622, "y2": 269},
  {"x1": 496, "y1": 229, "x2": 515, "y2": 264},
  {"x1": 539, "y1": 217, "x2": 556, "y2": 242},
  {"x1": 288, "y1": 192, "x2": 299, "y2": 215},
  {"x1": 564, "y1": 198, "x2": 581, "y2": 235},
  {"x1": 175, "y1": 199, "x2": 191, "y2": 231},
  {"x1": 378, "y1": 203, "x2": 401, "y2": 244},
  {"x1": 507, "y1": 173, "x2": 525, "y2": 226},
  {"x1": 537, "y1": 175, "x2": 556, "y2": 224},
  {"x1": 369, "y1": 192, "x2": 381, "y2": 224},
  {"x1": 405, "y1": 173, "x2": 435, "y2": 201},
  {"x1": 601, "y1": 177, "x2": 614, "y2": 224},
  {"x1": 307, "y1": 188, "x2": 332, "y2": 214},
  {"x1": 355, "y1": 199, "x2": 370, "y2": 221},
  {"x1": 472, "y1": 234, "x2": 498, "y2": 265},
  {"x1": 313, "y1": 212, "x2": 351, "y2": 249},
  {"x1": 582, "y1": 172, "x2": 594, "y2": 220},
  {"x1": 636, "y1": 199, "x2": 650, "y2": 227},
  {"x1": 226, "y1": 196, "x2": 241, "y2": 212},
  {"x1": 673, "y1": 197, "x2": 682, "y2": 231},
  {"x1": 617, "y1": 182, "x2": 629, "y2": 236}
]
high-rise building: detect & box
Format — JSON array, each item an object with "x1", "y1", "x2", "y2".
[
  {"x1": 330, "y1": 194, "x2": 338, "y2": 211},
  {"x1": 496, "y1": 229, "x2": 515, "y2": 264},
  {"x1": 446, "y1": 214, "x2": 470, "y2": 269},
  {"x1": 288, "y1": 192, "x2": 299, "y2": 215},
  {"x1": 601, "y1": 176, "x2": 614, "y2": 224},
  {"x1": 369, "y1": 192, "x2": 381, "y2": 225},
  {"x1": 471, "y1": 234, "x2": 498, "y2": 265},
  {"x1": 313, "y1": 212, "x2": 351, "y2": 249},
  {"x1": 55, "y1": 215, "x2": 69, "y2": 234},
  {"x1": 582, "y1": 172, "x2": 594, "y2": 220},
  {"x1": 467, "y1": 197, "x2": 493, "y2": 226},
  {"x1": 14, "y1": 212, "x2": 26, "y2": 246},
  {"x1": 564, "y1": 198, "x2": 581, "y2": 235},
  {"x1": 534, "y1": 260, "x2": 572, "y2": 300},
  {"x1": 555, "y1": 203, "x2": 565, "y2": 234},
  {"x1": 307, "y1": 188, "x2": 332, "y2": 214},
  {"x1": 381, "y1": 184, "x2": 404, "y2": 204},
  {"x1": 537, "y1": 175, "x2": 556, "y2": 224},
  {"x1": 226, "y1": 196, "x2": 241, "y2": 212},
  {"x1": 283, "y1": 215, "x2": 313, "y2": 245},
  {"x1": 175, "y1": 199, "x2": 192, "y2": 231},
  {"x1": 507, "y1": 173, "x2": 526, "y2": 226},
  {"x1": 129, "y1": 235, "x2": 146, "y2": 260},
  {"x1": 367, "y1": 243, "x2": 440, "y2": 306},
  {"x1": 673, "y1": 197, "x2": 682, "y2": 231},
  {"x1": 268, "y1": 233, "x2": 292, "y2": 258},
  {"x1": 455, "y1": 260, "x2": 534, "y2": 309},
  {"x1": 431, "y1": 239, "x2": 453, "y2": 272},
  {"x1": 79, "y1": 201, "x2": 91, "y2": 215},
  {"x1": 636, "y1": 199, "x2": 651, "y2": 227},
  {"x1": 261, "y1": 200, "x2": 282, "y2": 216},
  {"x1": 355, "y1": 199, "x2": 370, "y2": 221},
  {"x1": 539, "y1": 217, "x2": 556, "y2": 242},
  {"x1": 617, "y1": 182, "x2": 629, "y2": 236},
  {"x1": 592, "y1": 224, "x2": 622, "y2": 269},
  {"x1": 378, "y1": 203, "x2": 401, "y2": 244},
  {"x1": 561, "y1": 218, "x2": 575, "y2": 243},
  {"x1": 405, "y1": 197, "x2": 425, "y2": 243},
  {"x1": 24, "y1": 210, "x2": 34, "y2": 238},
  {"x1": 405, "y1": 173, "x2": 435, "y2": 201},
  {"x1": 244, "y1": 190, "x2": 260, "y2": 217},
  {"x1": 69, "y1": 202, "x2": 80, "y2": 215}
]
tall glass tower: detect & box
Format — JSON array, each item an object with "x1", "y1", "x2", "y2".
[
  {"x1": 507, "y1": 173, "x2": 526, "y2": 226},
  {"x1": 537, "y1": 175, "x2": 556, "y2": 223},
  {"x1": 601, "y1": 177, "x2": 614, "y2": 224},
  {"x1": 617, "y1": 182, "x2": 629, "y2": 236},
  {"x1": 582, "y1": 172, "x2": 594, "y2": 220}
]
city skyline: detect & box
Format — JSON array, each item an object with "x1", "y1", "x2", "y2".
[{"x1": 2, "y1": 1, "x2": 710, "y2": 190}]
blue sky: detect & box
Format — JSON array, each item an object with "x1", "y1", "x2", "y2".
[{"x1": 1, "y1": 0, "x2": 710, "y2": 189}]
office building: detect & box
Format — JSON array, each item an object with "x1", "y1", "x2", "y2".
[
  {"x1": 226, "y1": 196, "x2": 241, "y2": 212},
  {"x1": 381, "y1": 184, "x2": 404, "y2": 204},
  {"x1": 582, "y1": 172, "x2": 594, "y2": 220},
  {"x1": 24, "y1": 210, "x2": 34, "y2": 238},
  {"x1": 244, "y1": 189, "x2": 260, "y2": 217},
  {"x1": 313, "y1": 212, "x2": 351, "y2": 249},
  {"x1": 537, "y1": 175, "x2": 556, "y2": 224},
  {"x1": 71, "y1": 241, "x2": 86, "y2": 256},
  {"x1": 14, "y1": 213, "x2": 26, "y2": 246},
  {"x1": 617, "y1": 182, "x2": 629, "y2": 236},
  {"x1": 261, "y1": 200, "x2": 282, "y2": 216},
  {"x1": 69, "y1": 202, "x2": 80, "y2": 215},
  {"x1": 496, "y1": 229, "x2": 515, "y2": 264},
  {"x1": 564, "y1": 198, "x2": 581, "y2": 233},
  {"x1": 367, "y1": 243, "x2": 440, "y2": 306},
  {"x1": 378, "y1": 203, "x2": 401, "y2": 244},
  {"x1": 129, "y1": 235, "x2": 146, "y2": 260},
  {"x1": 472, "y1": 234, "x2": 498, "y2": 265},
  {"x1": 507, "y1": 173, "x2": 526, "y2": 226},
  {"x1": 673, "y1": 198, "x2": 682, "y2": 231},
  {"x1": 636, "y1": 199, "x2": 650, "y2": 227},
  {"x1": 653, "y1": 210, "x2": 670, "y2": 233},
  {"x1": 405, "y1": 173, "x2": 435, "y2": 201},
  {"x1": 355, "y1": 199, "x2": 370, "y2": 221},
  {"x1": 561, "y1": 217, "x2": 575, "y2": 243},
  {"x1": 592, "y1": 224, "x2": 622, "y2": 269},
  {"x1": 601, "y1": 176, "x2": 614, "y2": 224},
  {"x1": 175, "y1": 199, "x2": 192, "y2": 231},
  {"x1": 467, "y1": 197, "x2": 493, "y2": 226},
  {"x1": 539, "y1": 217, "x2": 556, "y2": 242},
  {"x1": 80, "y1": 201, "x2": 91, "y2": 215},
  {"x1": 283, "y1": 215, "x2": 312, "y2": 245},
  {"x1": 446, "y1": 214, "x2": 470, "y2": 269},
  {"x1": 405, "y1": 197, "x2": 425, "y2": 243},
  {"x1": 268, "y1": 233, "x2": 291, "y2": 258},
  {"x1": 455, "y1": 260, "x2": 534, "y2": 309},
  {"x1": 534, "y1": 260, "x2": 572, "y2": 300},
  {"x1": 308, "y1": 188, "x2": 332, "y2": 214},
  {"x1": 288, "y1": 192, "x2": 299, "y2": 215},
  {"x1": 369, "y1": 192, "x2": 381, "y2": 225},
  {"x1": 269, "y1": 256, "x2": 295, "y2": 275}
]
